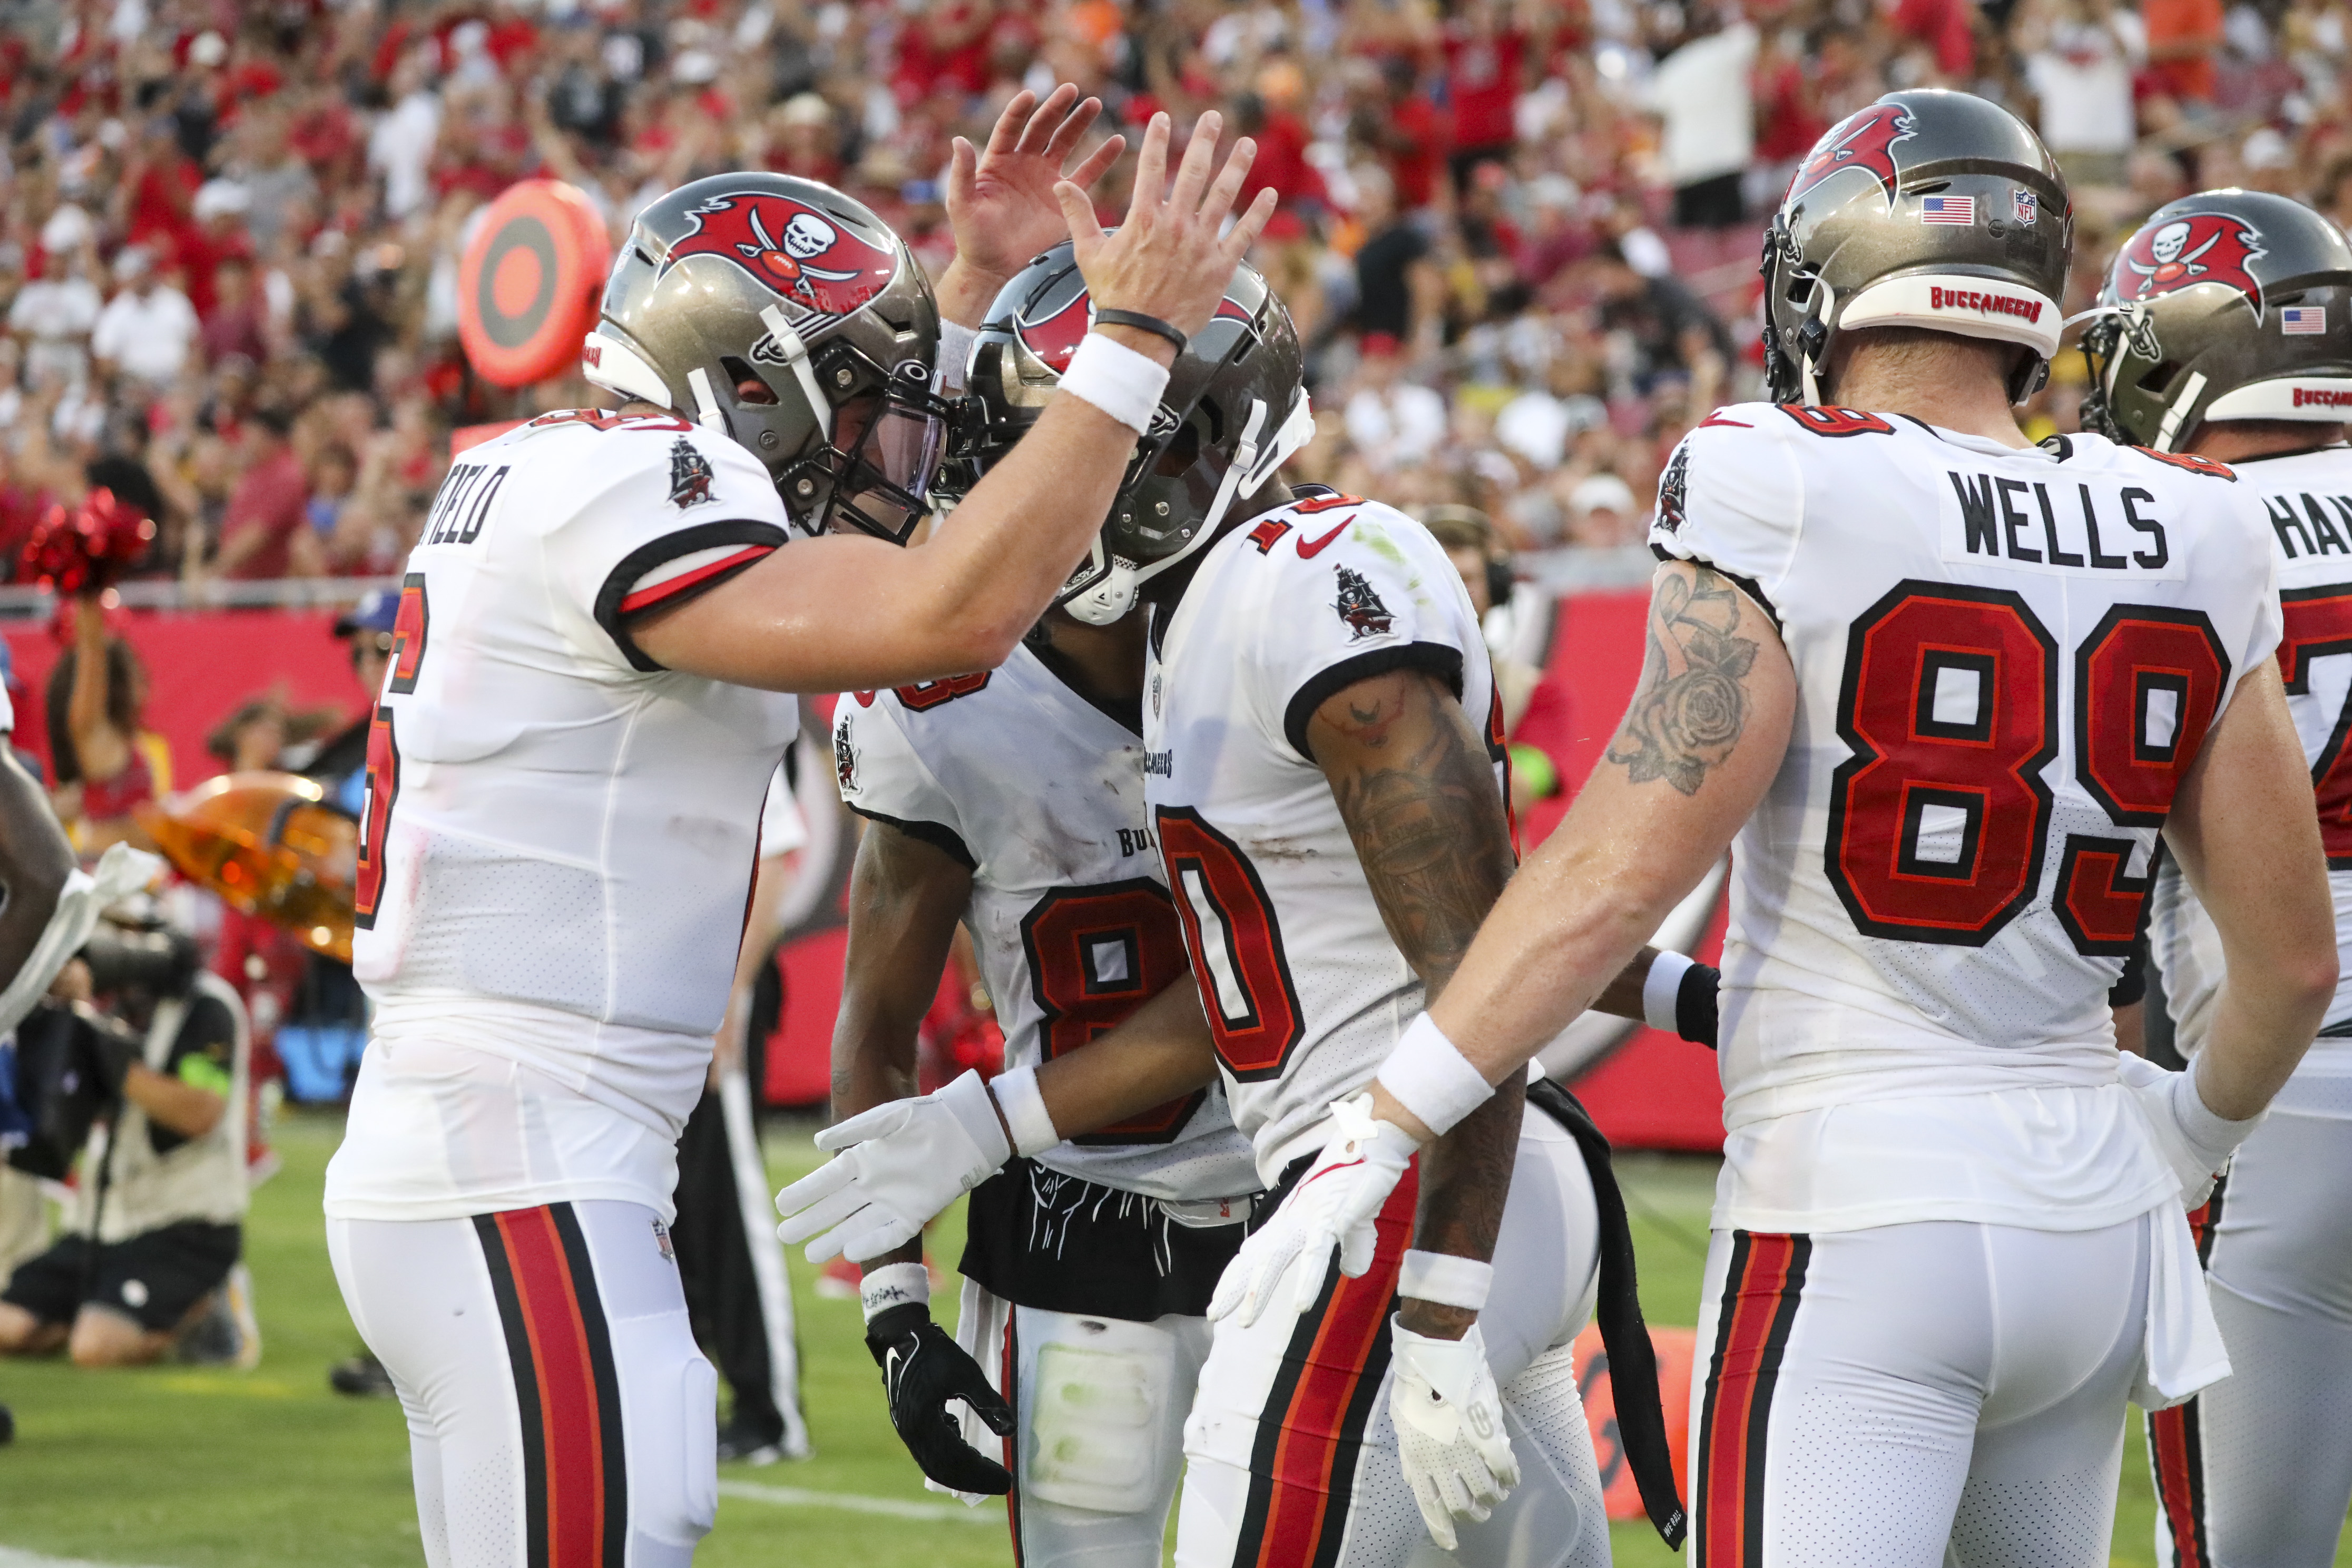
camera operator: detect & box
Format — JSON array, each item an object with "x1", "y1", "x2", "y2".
[{"x1": 0, "y1": 922, "x2": 253, "y2": 1367}]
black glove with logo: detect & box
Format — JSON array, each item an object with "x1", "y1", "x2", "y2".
[
  {"x1": 865, "y1": 1302, "x2": 1017, "y2": 1495},
  {"x1": 1677, "y1": 963, "x2": 1721, "y2": 1050}
]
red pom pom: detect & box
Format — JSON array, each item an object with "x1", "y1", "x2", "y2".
[{"x1": 19, "y1": 488, "x2": 156, "y2": 599}]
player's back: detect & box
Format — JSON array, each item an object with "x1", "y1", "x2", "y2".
[
  {"x1": 2153, "y1": 442, "x2": 2352, "y2": 1073},
  {"x1": 1653, "y1": 404, "x2": 2279, "y2": 1229},
  {"x1": 1145, "y1": 490, "x2": 1502, "y2": 1182},
  {"x1": 329, "y1": 408, "x2": 797, "y2": 1223},
  {"x1": 832, "y1": 649, "x2": 1257, "y2": 1203}
]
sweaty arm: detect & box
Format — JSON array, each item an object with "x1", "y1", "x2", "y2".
[
  {"x1": 2160, "y1": 664, "x2": 2336, "y2": 1119},
  {"x1": 1375, "y1": 562, "x2": 1798, "y2": 1131},
  {"x1": 831, "y1": 819, "x2": 977, "y2": 1271}
]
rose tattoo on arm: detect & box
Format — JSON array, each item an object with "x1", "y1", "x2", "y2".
[{"x1": 1606, "y1": 566, "x2": 1759, "y2": 796}]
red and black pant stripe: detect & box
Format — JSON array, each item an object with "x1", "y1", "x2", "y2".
[
  {"x1": 474, "y1": 1203, "x2": 629, "y2": 1568},
  {"x1": 2149, "y1": 1177, "x2": 2229, "y2": 1568},
  {"x1": 1002, "y1": 1311, "x2": 1025, "y2": 1568},
  {"x1": 1696, "y1": 1231, "x2": 1812, "y2": 1568},
  {"x1": 1230, "y1": 1161, "x2": 1423, "y2": 1568}
]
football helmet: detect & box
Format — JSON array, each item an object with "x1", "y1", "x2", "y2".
[
  {"x1": 2079, "y1": 189, "x2": 2352, "y2": 450},
  {"x1": 957, "y1": 244, "x2": 1314, "y2": 624},
  {"x1": 1762, "y1": 90, "x2": 2071, "y2": 406},
  {"x1": 584, "y1": 173, "x2": 948, "y2": 543}
]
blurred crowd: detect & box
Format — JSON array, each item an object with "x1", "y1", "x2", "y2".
[{"x1": 3, "y1": 0, "x2": 2352, "y2": 577}]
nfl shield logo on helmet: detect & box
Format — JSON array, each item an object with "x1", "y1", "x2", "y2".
[{"x1": 2012, "y1": 190, "x2": 2037, "y2": 226}]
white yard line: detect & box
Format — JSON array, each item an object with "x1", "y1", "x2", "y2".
[
  {"x1": 717, "y1": 1479, "x2": 999, "y2": 1524},
  {"x1": 0, "y1": 1550, "x2": 178, "y2": 1568}
]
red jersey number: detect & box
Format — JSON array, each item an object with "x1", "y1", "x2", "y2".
[
  {"x1": 2278, "y1": 585, "x2": 2352, "y2": 868},
  {"x1": 1155, "y1": 807, "x2": 1305, "y2": 1080},
  {"x1": 1827, "y1": 581, "x2": 2227, "y2": 953},
  {"x1": 1020, "y1": 880, "x2": 1201, "y2": 1143},
  {"x1": 355, "y1": 576, "x2": 430, "y2": 927}
]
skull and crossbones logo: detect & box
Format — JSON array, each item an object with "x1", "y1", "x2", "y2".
[{"x1": 2114, "y1": 212, "x2": 2269, "y2": 314}]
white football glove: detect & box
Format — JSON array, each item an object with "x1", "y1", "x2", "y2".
[
  {"x1": 776, "y1": 1070, "x2": 1010, "y2": 1262},
  {"x1": 1208, "y1": 1093, "x2": 1418, "y2": 1326},
  {"x1": 1390, "y1": 1319, "x2": 1520, "y2": 1550},
  {"x1": 2116, "y1": 1052, "x2": 2260, "y2": 1210}
]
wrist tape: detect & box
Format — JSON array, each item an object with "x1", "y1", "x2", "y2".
[
  {"x1": 1058, "y1": 331, "x2": 1171, "y2": 435},
  {"x1": 859, "y1": 1261, "x2": 931, "y2": 1325},
  {"x1": 988, "y1": 1064, "x2": 1060, "y2": 1158},
  {"x1": 1642, "y1": 952, "x2": 1696, "y2": 1033},
  {"x1": 1377, "y1": 1013, "x2": 1495, "y2": 1138},
  {"x1": 1398, "y1": 1250, "x2": 1494, "y2": 1311}
]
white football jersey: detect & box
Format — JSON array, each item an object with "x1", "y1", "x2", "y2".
[
  {"x1": 327, "y1": 409, "x2": 798, "y2": 1223},
  {"x1": 1144, "y1": 491, "x2": 1503, "y2": 1183},
  {"x1": 833, "y1": 648, "x2": 1258, "y2": 1203},
  {"x1": 2151, "y1": 442, "x2": 2352, "y2": 1082},
  {"x1": 1653, "y1": 405, "x2": 2280, "y2": 1232}
]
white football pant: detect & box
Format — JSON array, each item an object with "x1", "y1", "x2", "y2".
[
  {"x1": 1173, "y1": 1112, "x2": 1611, "y2": 1568},
  {"x1": 1689, "y1": 1215, "x2": 2154, "y2": 1568},
  {"x1": 328, "y1": 1200, "x2": 716, "y2": 1568},
  {"x1": 2147, "y1": 1096, "x2": 2352, "y2": 1568}
]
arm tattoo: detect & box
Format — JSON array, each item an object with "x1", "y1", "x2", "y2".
[
  {"x1": 1321, "y1": 677, "x2": 1516, "y2": 993},
  {"x1": 1606, "y1": 565, "x2": 1758, "y2": 796},
  {"x1": 1398, "y1": 1074, "x2": 1526, "y2": 1336}
]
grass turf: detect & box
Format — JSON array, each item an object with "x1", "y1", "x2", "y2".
[{"x1": 0, "y1": 1109, "x2": 2335, "y2": 1566}]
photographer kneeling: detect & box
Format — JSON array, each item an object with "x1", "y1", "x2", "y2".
[{"x1": 0, "y1": 926, "x2": 251, "y2": 1367}]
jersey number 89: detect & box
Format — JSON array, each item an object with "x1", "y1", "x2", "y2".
[{"x1": 1827, "y1": 581, "x2": 2229, "y2": 953}]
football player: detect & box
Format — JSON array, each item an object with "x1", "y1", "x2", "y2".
[
  {"x1": 1240, "y1": 91, "x2": 2340, "y2": 1566},
  {"x1": 781, "y1": 246, "x2": 1705, "y2": 1565},
  {"x1": 2080, "y1": 189, "x2": 2352, "y2": 1568},
  {"x1": 321, "y1": 95, "x2": 1276, "y2": 1568}
]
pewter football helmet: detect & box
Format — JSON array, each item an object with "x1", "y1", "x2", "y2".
[
  {"x1": 2080, "y1": 189, "x2": 2352, "y2": 450},
  {"x1": 1762, "y1": 90, "x2": 2072, "y2": 406},
  {"x1": 584, "y1": 173, "x2": 948, "y2": 542}
]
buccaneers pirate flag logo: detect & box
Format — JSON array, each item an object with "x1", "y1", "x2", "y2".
[
  {"x1": 662, "y1": 192, "x2": 900, "y2": 318},
  {"x1": 1786, "y1": 104, "x2": 1917, "y2": 209},
  {"x1": 2113, "y1": 212, "x2": 2270, "y2": 318}
]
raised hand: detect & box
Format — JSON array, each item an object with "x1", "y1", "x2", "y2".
[
  {"x1": 1055, "y1": 110, "x2": 1278, "y2": 352},
  {"x1": 942, "y1": 85, "x2": 1125, "y2": 319}
]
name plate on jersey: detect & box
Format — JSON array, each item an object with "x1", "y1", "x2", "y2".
[{"x1": 1939, "y1": 471, "x2": 2182, "y2": 581}]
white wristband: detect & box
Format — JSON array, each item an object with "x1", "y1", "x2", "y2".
[
  {"x1": 1057, "y1": 331, "x2": 1171, "y2": 435},
  {"x1": 988, "y1": 1064, "x2": 1060, "y2": 1158},
  {"x1": 859, "y1": 1261, "x2": 930, "y2": 1324},
  {"x1": 1643, "y1": 950, "x2": 1696, "y2": 1033},
  {"x1": 1377, "y1": 1013, "x2": 1496, "y2": 1139},
  {"x1": 1398, "y1": 1250, "x2": 1494, "y2": 1311}
]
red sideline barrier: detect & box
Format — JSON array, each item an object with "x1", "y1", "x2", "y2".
[{"x1": 6, "y1": 610, "x2": 364, "y2": 789}]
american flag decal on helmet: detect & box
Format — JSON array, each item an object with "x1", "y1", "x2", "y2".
[
  {"x1": 2282, "y1": 306, "x2": 2327, "y2": 335},
  {"x1": 1919, "y1": 195, "x2": 1975, "y2": 225}
]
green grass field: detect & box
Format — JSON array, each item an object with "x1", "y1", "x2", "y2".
[{"x1": 0, "y1": 1109, "x2": 2335, "y2": 1566}]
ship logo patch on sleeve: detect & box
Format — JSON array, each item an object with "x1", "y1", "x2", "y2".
[
  {"x1": 833, "y1": 712, "x2": 859, "y2": 792},
  {"x1": 1333, "y1": 565, "x2": 1394, "y2": 640},
  {"x1": 668, "y1": 437, "x2": 717, "y2": 508}
]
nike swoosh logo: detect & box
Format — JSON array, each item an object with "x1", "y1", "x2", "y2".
[{"x1": 1296, "y1": 520, "x2": 1354, "y2": 558}]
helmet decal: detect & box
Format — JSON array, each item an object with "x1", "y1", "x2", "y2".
[
  {"x1": 662, "y1": 192, "x2": 900, "y2": 317},
  {"x1": 2113, "y1": 213, "x2": 2269, "y2": 318},
  {"x1": 1786, "y1": 104, "x2": 1917, "y2": 209},
  {"x1": 1016, "y1": 288, "x2": 1093, "y2": 373}
]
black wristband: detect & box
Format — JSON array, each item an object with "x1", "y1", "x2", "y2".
[
  {"x1": 1092, "y1": 309, "x2": 1188, "y2": 356},
  {"x1": 1677, "y1": 962, "x2": 1722, "y2": 1051}
]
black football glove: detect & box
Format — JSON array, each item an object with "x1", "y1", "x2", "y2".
[
  {"x1": 1677, "y1": 962, "x2": 1721, "y2": 1050},
  {"x1": 865, "y1": 1302, "x2": 1017, "y2": 1495}
]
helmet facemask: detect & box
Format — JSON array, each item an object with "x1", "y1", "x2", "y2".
[{"x1": 766, "y1": 336, "x2": 952, "y2": 544}]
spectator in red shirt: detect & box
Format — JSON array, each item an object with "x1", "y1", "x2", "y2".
[
  {"x1": 1361, "y1": 56, "x2": 1449, "y2": 211},
  {"x1": 212, "y1": 409, "x2": 321, "y2": 581},
  {"x1": 1443, "y1": 2, "x2": 1526, "y2": 188},
  {"x1": 2142, "y1": 0, "x2": 2223, "y2": 106},
  {"x1": 199, "y1": 258, "x2": 270, "y2": 368},
  {"x1": 1892, "y1": 0, "x2": 1980, "y2": 80},
  {"x1": 1232, "y1": 87, "x2": 1327, "y2": 214}
]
